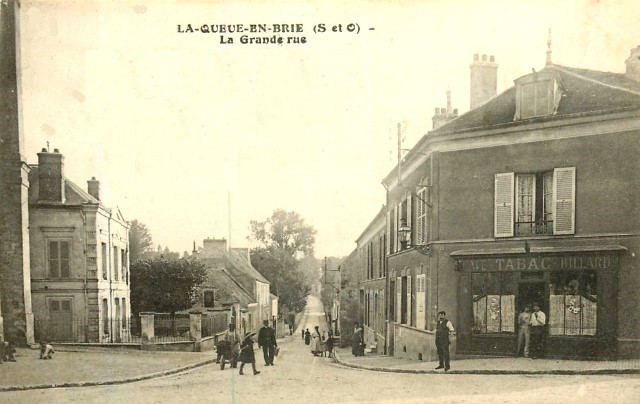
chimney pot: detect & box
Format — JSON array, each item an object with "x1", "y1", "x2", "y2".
[
  {"x1": 53, "y1": 148, "x2": 60, "y2": 153},
  {"x1": 87, "y1": 177, "x2": 100, "y2": 201},
  {"x1": 482, "y1": 54, "x2": 487, "y2": 62},
  {"x1": 470, "y1": 52, "x2": 498, "y2": 109},
  {"x1": 490, "y1": 55, "x2": 495, "y2": 63},
  {"x1": 473, "y1": 53, "x2": 479, "y2": 61},
  {"x1": 41, "y1": 148, "x2": 47, "y2": 152},
  {"x1": 453, "y1": 108, "x2": 459, "y2": 115}
]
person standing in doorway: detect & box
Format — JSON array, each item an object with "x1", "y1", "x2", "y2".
[
  {"x1": 435, "y1": 311, "x2": 454, "y2": 371},
  {"x1": 258, "y1": 319, "x2": 277, "y2": 366},
  {"x1": 516, "y1": 305, "x2": 532, "y2": 357},
  {"x1": 529, "y1": 304, "x2": 547, "y2": 359}
]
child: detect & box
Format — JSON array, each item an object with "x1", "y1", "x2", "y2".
[
  {"x1": 238, "y1": 332, "x2": 260, "y2": 375},
  {"x1": 39, "y1": 341, "x2": 55, "y2": 359}
]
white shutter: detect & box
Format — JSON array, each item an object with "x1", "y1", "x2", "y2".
[
  {"x1": 494, "y1": 173, "x2": 514, "y2": 237},
  {"x1": 396, "y1": 277, "x2": 402, "y2": 322},
  {"x1": 416, "y1": 274, "x2": 426, "y2": 329},
  {"x1": 406, "y1": 194, "x2": 412, "y2": 246},
  {"x1": 416, "y1": 188, "x2": 423, "y2": 244},
  {"x1": 406, "y1": 275, "x2": 412, "y2": 326},
  {"x1": 553, "y1": 167, "x2": 576, "y2": 235}
]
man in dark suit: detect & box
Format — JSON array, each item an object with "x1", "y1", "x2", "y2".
[{"x1": 258, "y1": 319, "x2": 277, "y2": 366}]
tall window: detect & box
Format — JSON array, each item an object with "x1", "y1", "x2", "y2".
[
  {"x1": 49, "y1": 240, "x2": 70, "y2": 278},
  {"x1": 472, "y1": 272, "x2": 516, "y2": 334},
  {"x1": 102, "y1": 298, "x2": 109, "y2": 334},
  {"x1": 121, "y1": 298, "x2": 127, "y2": 329},
  {"x1": 515, "y1": 171, "x2": 554, "y2": 236},
  {"x1": 101, "y1": 242, "x2": 107, "y2": 280},
  {"x1": 113, "y1": 246, "x2": 119, "y2": 281},
  {"x1": 203, "y1": 290, "x2": 215, "y2": 308},
  {"x1": 495, "y1": 167, "x2": 575, "y2": 237},
  {"x1": 121, "y1": 249, "x2": 128, "y2": 284},
  {"x1": 549, "y1": 271, "x2": 597, "y2": 336}
]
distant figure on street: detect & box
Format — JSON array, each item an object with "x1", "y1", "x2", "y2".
[
  {"x1": 304, "y1": 328, "x2": 311, "y2": 345},
  {"x1": 311, "y1": 326, "x2": 322, "y2": 356},
  {"x1": 325, "y1": 330, "x2": 335, "y2": 358},
  {"x1": 352, "y1": 323, "x2": 364, "y2": 357},
  {"x1": 224, "y1": 323, "x2": 240, "y2": 368},
  {"x1": 238, "y1": 332, "x2": 260, "y2": 375},
  {"x1": 435, "y1": 311, "x2": 454, "y2": 371},
  {"x1": 3, "y1": 340, "x2": 17, "y2": 362},
  {"x1": 39, "y1": 341, "x2": 55, "y2": 360},
  {"x1": 258, "y1": 319, "x2": 277, "y2": 366},
  {"x1": 529, "y1": 304, "x2": 547, "y2": 359},
  {"x1": 516, "y1": 305, "x2": 532, "y2": 358}
]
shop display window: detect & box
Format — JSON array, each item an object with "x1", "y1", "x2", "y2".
[
  {"x1": 472, "y1": 272, "x2": 516, "y2": 334},
  {"x1": 549, "y1": 271, "x2": 597, "y2": 336}
]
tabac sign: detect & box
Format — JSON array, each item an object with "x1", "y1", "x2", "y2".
[{"x1": 455, "y1": 254, "x2": 616, "y2": 272}]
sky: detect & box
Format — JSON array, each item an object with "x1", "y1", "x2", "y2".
[{"x1": 17, "y1": 0, "x2": 640, "y2": 258}]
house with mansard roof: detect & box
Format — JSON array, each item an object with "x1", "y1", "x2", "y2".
[
  {"x1": 29, "y1": 148, "x2": 130, "y2": 343},
  {"x1": 382, "y1": 43, "x2": 640, "y2": 360}
]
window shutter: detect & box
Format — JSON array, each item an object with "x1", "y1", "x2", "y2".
[
  {"x1": 553, "y1": 167, "x2": 576, "y2": 235},
  {"x1": 395, "y1": 205, "x2": 400, "y2": 252},
  {"x1": 406, "y1": 194, "x2": 412, "y2": 246},
  {"x1": 494, "y1": 173, "x2": 514, "y2": 237},
  {"x1": 406, "y1": 275, "x2": 412, "y2": 326},
  {"x1": 396, "y1": 277, "x2": 402, "y2": 322},
  {"x1": 386, "y1": 210, "x2": 391, "y2": 255}
]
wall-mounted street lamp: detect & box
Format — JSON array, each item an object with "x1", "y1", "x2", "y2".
[{"x1": 398, "y1": 219, "x2": 412, "y2": 250}]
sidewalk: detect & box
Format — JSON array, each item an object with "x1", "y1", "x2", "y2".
[
  {"x1": 333, "y1": 347, "x2": 640, "y2": 375},
  {"x1": 0, "y1": 347, "x2": 216, "y2": 392}
]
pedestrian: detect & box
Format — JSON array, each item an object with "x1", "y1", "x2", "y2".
[
  {"x1": 515, "y1": 305, "x2": 532, "y2": 357},
  {"x1": 311, "y1": 325, "x2": 322, "y2": 356},
  {"x1": 224, "y1": 323, "x2": 240, "y2": 368},
  {"x1": 529, "y1": 304, "x2": 547, "y2": 359},
  {"x1": 258, "y1": 319, "x2": 277, "y2": 366},
  {"x1": 238, "y1": 332, "x2": 260, "y2": 375},
  {"x1": 2, "y1": 340, "x2": 17, "y2": 362},
  {"x1": 352, "y1": 322, "x2": 364, "y2": 357},
  {"x1": 304, "y1": 328, "x2": 311, "y2": 345},
  {"x1": 435, "y1": 311, "x2": 454, "y2": 371},
  {"x1": 39, "y1": 341, "x2": 55, "y2": 359},
  {"x1": 325, "y1": 331, "x2": 335, "y2": 358},
  {"x1": 301, "y1": 328, "x2": 304, "y2": 340}
]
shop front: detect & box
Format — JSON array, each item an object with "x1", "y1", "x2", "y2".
[{"x1": 453, "y1": 247, "x2": 624, "y2": 360}]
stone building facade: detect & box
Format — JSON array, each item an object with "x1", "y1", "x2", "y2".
[{"x1": 29, "y1": 149, "x2": 130, "y2": 343}]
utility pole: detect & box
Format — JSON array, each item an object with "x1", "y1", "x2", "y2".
[{"x1": 397, "y1": 122, "x2": 402, "y2": 184}]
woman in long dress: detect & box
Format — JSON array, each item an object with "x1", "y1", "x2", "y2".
[
  {"x1": 238, "y1": 332, "x2": 260, "y2": 375},
  {"x1": 311, "y1": 326, "x2": 322, "y2": 356},
  {"x1": 352, "y1": 323, "x2": 364, "y2": 356}
]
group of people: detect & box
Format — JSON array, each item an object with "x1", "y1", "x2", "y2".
[
  {"x1": 0, "y1": 340, "x2": 55, "y2": 364},
  {"x1": 303, "y1": 325, "x2": 335, "y2": 357},
  {"x1": 516, "y1": 303, "x2": 547, "y2": 359},
  {"x1": 217, "y1": 319, "x2": 278, "y2": 376}
]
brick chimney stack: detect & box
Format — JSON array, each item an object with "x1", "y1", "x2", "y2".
[
  {"x1": 470, "y1": 53, "x2": 498, "y2": 110},
  {"x1": 201, "y1": 238, "x2": 227, "y2": 259},
  {"x1": 87, "y1": 177, "x2": 100, "y2": 201},
  {"x1": 624, "y1": 45, "x2": 640, "y2": 82},
  {"x1": 432, "y1": 88, "x2": 459, "y2": 130},
  {"x1": 37, "y1": 148, "x2": 65, "y2": 203}
]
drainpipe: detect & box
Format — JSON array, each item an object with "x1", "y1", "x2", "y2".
[
  {"x1": 108, "y1": 210, "x2": 113, "y2": 343},
  {"x1": 382, "y1": 181, "x2": 390, "y2": 355}
]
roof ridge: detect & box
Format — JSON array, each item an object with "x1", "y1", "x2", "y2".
[{"x1": 551, "y1": 65, "x2": 640, "y2": 97}]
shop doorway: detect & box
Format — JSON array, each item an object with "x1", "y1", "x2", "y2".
[{"x1": 517, "y1": 281, "x2": 545, "y2": 314}]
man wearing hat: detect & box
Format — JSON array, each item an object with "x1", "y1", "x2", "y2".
[{"x1": 258, "y1": 319, "x2": 277, "y2": 366}]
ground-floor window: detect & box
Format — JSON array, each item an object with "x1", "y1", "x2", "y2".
[
  {"x1": 549, "y1": 271, "x2": 597, "y2": 336},
  {"x1": 472, "y1": 272, "x2": 516, "y2": 333}
]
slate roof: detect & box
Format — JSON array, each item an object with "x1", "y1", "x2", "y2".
[
  {"x1": 432, "y1": 64, "x2": 640, "y2": 134},
  {"x1": 199, "y1": 267, "x2": 255, "y2": 307}
]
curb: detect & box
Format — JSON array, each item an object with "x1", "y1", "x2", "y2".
[
  {"x1": 0, "y1": 358, "x2": 218, "y2": 392},
  {"x1": 333, "y1": 352, "x2": 640, "y2": 376}
]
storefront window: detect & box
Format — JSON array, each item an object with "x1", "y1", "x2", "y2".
[
  {"x1": 549, "y1": 271, "x2": 597, "y2": 336},
  {"x1": 472, "y1": 272, "x2": 516, "y2": 334}
]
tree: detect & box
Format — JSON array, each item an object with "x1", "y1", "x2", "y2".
[
  {"x1": 129, "y1": 219, "x2": 153, "y2": 262},
  {"x1": 249, "y1": 209, "x2": 317, "y2": 257},
  {"x1": 130, "y1": 257, "x2": 207, "y2": 316},
  {"x1": 249, "y1": 210, "x2": 318, "y2": 312}
]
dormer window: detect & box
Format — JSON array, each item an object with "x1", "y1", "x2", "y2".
[{"x1": 514, "y1": 71, "x2": 563, "y2": 120}]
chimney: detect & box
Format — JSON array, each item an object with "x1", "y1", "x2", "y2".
[
  {"x1": 470, "y1": 53, "x2": 498, "y2": 110},
  {"x1": 37, "y1": 148, "x2": 65, "y2": 203},
  {"x1": 624, "y1": 45, "x2": 640, "y2": 82},
  {"x1": 201, "y1": 238, "x2": 227, "y2": 259},
  {"x1": 432, "y1": 89, "x2": 458, "y2": 130},
  {"x1": 87, "y1": 176, "x2": 100, "y2": 200}
]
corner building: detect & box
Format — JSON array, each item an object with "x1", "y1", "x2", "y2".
[{"x1": 383, "y1": 48, "x2": 640, "y2": 360}]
